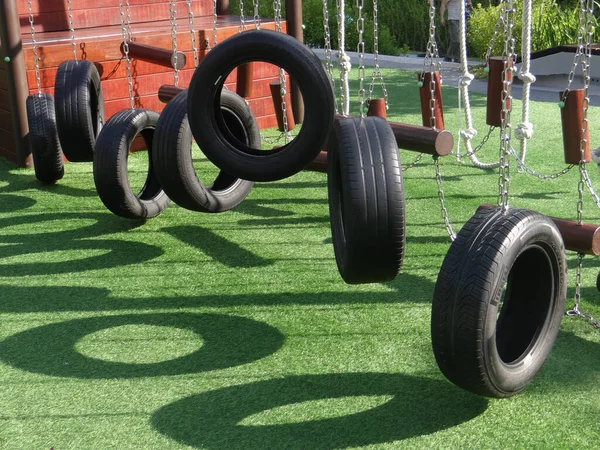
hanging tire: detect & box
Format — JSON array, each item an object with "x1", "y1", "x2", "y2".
[
  {"x1": 93, "y1": 108, "x2": 170, "y2": 219},
  {"x1": 431, "y1": 206, "x2": 567, "y2": 398},
  {"x1": 187, "y1": 29, "x2": 335, "y2": 182},
  {"x1": 26, "y1": 94, "x2": 64, "y2": 184},
  {"x1": 55, "y1": 60, "x2": 105, "y2": 162},
  {"x1": 327, "y1": 116, "x2": 406, "y2": 284},
  {"x1": 153, "y1": 89, "x2": 257, "y2": 212}
]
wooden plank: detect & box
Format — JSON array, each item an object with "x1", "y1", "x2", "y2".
[
  {"x1": 17, "y1": 0, "x2": 206, "y2": 14},
  {"x1": 19, "y1": 3, "x2": 212, "y2": 33},
  {"x1": 0, "y1": 128, "x2": 16, "y2": 152},
  {"x1": 0, "y1": 108, "x2": 13, "y2": 132},
  {"x1": 0, "y1": 88, "x2": 9, "y2": 106}
]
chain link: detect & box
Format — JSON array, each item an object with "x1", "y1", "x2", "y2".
[
  {"x1": 26, "y1": 0, "x2": 42, "y2": 95},
  {"x1": 401, "y1": 153, "x2": 424, "y2": 171},
  {"x1": 367, "y1": 0, "x2": 388, "y2": 109},
  {"x1": 118, "y1": 0, "x2": 135, "y2": 109},
  {"x1": 66, "y1": 0, "x2": 77, "y2": 60},
  {"x1": 185, "y1": 0, "x2": 200, "y2": 64},
  {"x1": 433, "y1": 156, "x2": 456, "y2": 241},
  {"x1": 274, "y1": 0, "x2": 289, "y2": 140},
  {"x1": 506, "y1": 146, "x2": 574, "y2": 179},
  {"x1": 322, "y1": 0, "x2": 338, "y2": 114},
  {"x1": 497, "y1": 0, "x2": 516, "y2": 210},
  {"x1": 253, "y1": 0, "x2": 261, "y2": 29},
  {"x1": 168, "y1": 0, "x2": 179, "y2": 86},
  {"x1": 567, "y1": 254, "x2": 600, "y2": 328},
  {"x1": 356, "y1": 0, "x2": 366, "y2": 117},
  {"x1": 239, "y1": 0, "x2": 247, "y2": 31},
  {"x1": 484, "y1": 1, "x2": 505, "y2": 66},
  {"x1": 422, "y1": 0, "x2": 441, "y2": 78}
]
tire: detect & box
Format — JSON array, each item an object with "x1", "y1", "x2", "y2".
[
  {"x1": 93, "y1": 108, "x2": 170, "y2": 219},
  {"x1": 327, "y1": 116, "x2": 406, "y2": 284},
  {"x1": 153, "y1": 89, "x2": 257, "y2": 212},
  {"x1": 55, "y1": 60, "x2": 105, "y2": 162},
  {"x1": 26, "y1": 94, "x2": 64, "y2": 184},
  {"x1": 187, "y1": 29, "x2": 335, "y2": 182},
  {"x1": 431, "y1": 206, "x2": 567, "y2": 398}
]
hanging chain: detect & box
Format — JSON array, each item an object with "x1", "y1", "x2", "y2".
[
  {"x1": 567, "y1": 0, "x2": 599, "y2": 330},
  {"x1": 185, "y1": 0, "x2": 200, "y2": 64},
  {"x1": 336, "y1": 0, "x2": 350, "y2": 115},
  {"x1": 26, "y1": 0, "x2": 42, "y2": 95},
  {"x1": 239, "y1": 0, "x2": 247, "y2": 31},
  {"x1": 507, "y1": 146, "x2": 574, "y2": 179},
  {"x1": 422, "y1": 0, "x2": 441, "y2": 81},
  {"x1": 253, "y1": 0, "x2": 261, "y2": 29},
  {"x1": 453, "y1": 126, "x2": 495, "y2": 157},
  {"x1": 169, "y1": 0, "x2": 179, "y2": 86},
  {"x1": 367, "y1": 0, "x2": 388, "y2": 108},
  {"x1": 428, "y1": 69, "x2": 437, "y2": 129},
  {"x1": 322, "y1": 0, "x2": 338, "y2": 114},
  {"x1": 561, "y1": 1, "x2": 588, "y2": 103},
  {"x1": 433, "y1": 156, "x2": 456, "y2": 241},
  {"x1": 274, "y1": 0, "x2": 289, "y2": 139},
  {"x1": 484, "y1": 1, "x2": 505, "y2": 66},
  {"x1": 66, "y1": 0, "x2": 77, "y2": 60},
  {"x1": 497, "y1": 0, "x2": 516, "y2": 210},
  {"x1": 402, "y1": 153, "x2": 424, "y2": 171},
  {"x1": 118, "y1": 0, "x2": 135, "y2": 109},
  {"x1": 356, "y1": 0, "x2": 366, "y2": 117}
]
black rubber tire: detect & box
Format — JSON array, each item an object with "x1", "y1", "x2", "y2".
[
  {"x1": 431, "y1": 206, "x2": 567, "y2": 398},
  {"x1": 153, "y1": 89, "x2": 257, "y2": 212},
  {"x1": 55, "y1": 60, "x2": 105, "y2": 162},
  {"x1": 93, "y1": 108, "x2": 170, "y2": 219},
  {"x1": 187, "y1": 29, "x2": 335, "y2": 182},
  {"x1": 26, "y1": 94, "x2": 64, "y2": 184},
  {"x1": 327, "y1": 116, "x2": 406, "y2": 284}
]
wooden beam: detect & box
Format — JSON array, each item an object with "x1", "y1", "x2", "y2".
[
  {"x1": 477, "y1": 204, "x2": 600, "y2": 256},
  {"x1": 122, "y1": 41, "x2": 186, "y2": 70}
]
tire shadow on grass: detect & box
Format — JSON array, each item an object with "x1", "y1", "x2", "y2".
[
  {"x1": 0, "y1": 313, "x2": 284, "y2": 379},
  {"x1": 151, "y1": 372, "x2": 488, "y2": 450}
]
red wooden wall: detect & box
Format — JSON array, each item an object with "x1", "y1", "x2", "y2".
[{"x1": 1, "y1": 0, "x2": 282, "y2": 165}]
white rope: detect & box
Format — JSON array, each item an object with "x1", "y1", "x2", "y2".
[
  {"x1": 518, "y1": 0, "x2": 534, "y2": 162},
  {"x1": 458, "y1": 0, "x2": 501, "y2": 169}
]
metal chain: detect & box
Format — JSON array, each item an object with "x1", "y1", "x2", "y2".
[
  {"x1": 26, "y1": 0, "x2": 42, "y2": 95},
  {"x1": 581, "y1": 166, "x2": 600, "y2": 209},
  {"x1": 561, "y1": 0, "x2": 588, "y2": 103},
  {"x1": 484, "y1": 1, "x2": 505, "y2": 66},
  {"x1": 401, "y1": 153, "x2": 424, "y2": 171},
  {"x1": 118, "y1": 0, "x2": 135, "y2": 109},
  {"x1": 239, "y1": 0, "x2": 247, "y2": 31},
  {"x1": 253, "y1": 0, "x2": 261, "y2": 29},
  {"x1": 322, "y1": 0, "x2": 338, "y2": 114},
  {"x1": 433, "y1": 156, "x2": 456, "y2": 241},
  {"x1": 212, "y1": 0, "x2": 218, "y2": 48},
  {"x1": 367, "y1": 0, "x2": 388, "y2": 109},
  {"x1": 66, "y1": 0, "x2": 77, "y2": 60},
  {"x1": 356, "y1": 0, "x2": 366, "y2": 117},
  {"x1": 185, "y1": 0, "x2": 200, "y2": 65},
  {"x1": 567, "y1": 254, "x2": 600, "y2": 328},
  {"x1": 452, "y1": 126, "x2": 495, "y2": 157},
  {"x1": 422, "y1": 0, "x2": 441, "y2": 81},
  {"x1": 497, "y1": 0, "x2": 516, "y2": 210},
  {"x1": 274, "y1": 0, "x2": 289, "y2": 139},
  {"x1": 169, "y1": 0, "x2": 179, "y2": 86},
  {"x1": 336, "y1": 0, "x2": 350, "y2": 115},
  {"x1": 507, "y1": 146, "x2": 574, "y2": 179}
]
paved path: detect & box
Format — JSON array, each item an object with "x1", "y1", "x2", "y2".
[{"x1": 312, "y1": 49, "x2": 600, "y2": 105}]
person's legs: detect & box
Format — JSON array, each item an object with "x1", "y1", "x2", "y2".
[{"x1": 447, "y1": 20, "x2": 460, "y2": 61}]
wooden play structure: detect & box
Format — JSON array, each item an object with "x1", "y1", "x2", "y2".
[{"x1": 0, "y1": 0, "x2": 303, "y2": 167}]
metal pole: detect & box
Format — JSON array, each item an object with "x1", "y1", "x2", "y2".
[
  {"x1": 0, "y1": 0, "x2": 33, "y2": 167},
  {"x1": 284, "y1": 0, "x2": 305, "y2": 123}
]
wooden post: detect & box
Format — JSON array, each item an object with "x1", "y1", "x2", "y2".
[
  {"x1": 477, "y1": 204, "x2": 600, "y2": 256},
  {"x1": 122, "y1": 42, "x2": 186, "y2": 70},
  {"x1": 158, "y1": 85, "x2": 185, "y2": 103},
  {"x1": 236, "y1": 63, "x2": 254, "y2": 98},
  {"x1": 0, "y1": 0, "x2": 33, "y2": 167},
  {"x1": 269, "y1": 81, "x2": 296, "y2": 132},
  {"x1": 418, "y1": 71, "x2": 444, "y2": 129},
  {"x1": 217, "y1": 0, "x2": 230, "y2": 15},
  {"x1": 486, "y1": 56, "x2": 512, "y2": 127},
  {"x1": 560, "y1": 89, "x2": 591, "y2": 164},
  {"x1": 366, "y1": 98, "x2": 387, "y2": 119},
  {"x1": 284, "y1": 0, "x2": 305, "y2": 124}
]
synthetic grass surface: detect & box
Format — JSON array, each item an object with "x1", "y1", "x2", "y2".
[{"x1": 0, "y1": 68, "x2": 599, "y2": 449}]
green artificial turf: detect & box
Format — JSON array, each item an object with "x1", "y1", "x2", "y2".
[{"x1": 0, "y1": 67, "x2": 599, "y2": 449}]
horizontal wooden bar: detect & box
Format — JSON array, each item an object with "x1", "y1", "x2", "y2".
[
  {"x1": 477, "y1": 204, "x2": 600, "y2": 256},
  {"x1": 304, "y1": 151, "x2": 327, "y2": 173},
  {"x1": 158, "y1": 84, "x2": 185, "y2": 103},
  {"x1": 335, "y1": 115, "x2": 453, "y2": 156},
  {"x1": 122, "y1": 41, "x2": 186, "y2": 70}
]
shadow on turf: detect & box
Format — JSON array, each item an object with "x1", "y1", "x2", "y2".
[
  {"x1": 150, "y1": 372, "x2": 488, "y2": 449},
  {"x1": 0, "y1": 312, "x2": 284, "y2": 379},
  {"x1": 0, "y1": 194, "x2": 36, "y2": 213},
  {"x1": 0, "y1": 272, "x2": 437, "y2": 312},
  {"x1": 0, "y1": 212, "x2": 161, "y2": 276},
  {"x1": 0, "y1": 168, "x2": 96, "y2": 198},
  {"x1": 163, "y1": 226, "x2": 274, "y2": 268}
]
